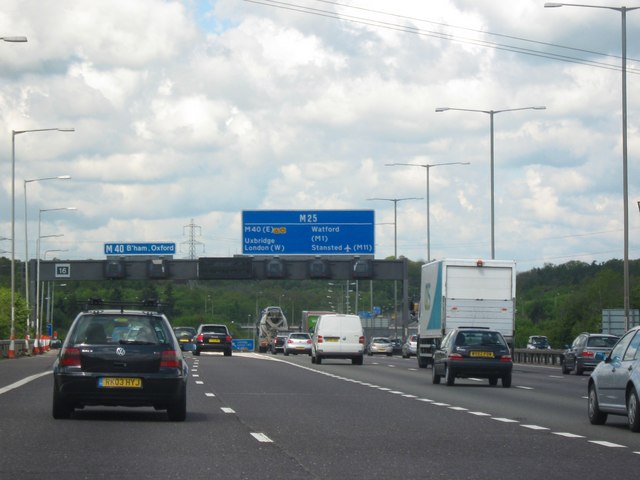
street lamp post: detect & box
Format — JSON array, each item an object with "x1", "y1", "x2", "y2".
[
  {"x1": 386, "y1": 162, "x2": 469, "y2": 262},
  {"x1": 544, "y1": 2, "x2": 637, "y2": 336},
  {"x1": 34, "y1": 207, "x2": 76, "y2": 354},
  {"x1": 435, "y1": 106, "x2": 545, "y2": 259},
  {"x1": 367, "y1": 197, "x2": 422, "y2": 338},
  {"x1": 8, "y1": 127, "x2": 74, "y2": 359},
  {"x1": 23, "y1": 175, "x2": 71, "y2": 348}
]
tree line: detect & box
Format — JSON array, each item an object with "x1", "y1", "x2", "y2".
[{"x1": 1, "y1": 257, "x2": 638, "y2": 349}]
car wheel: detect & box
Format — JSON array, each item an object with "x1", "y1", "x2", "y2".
[
  {"x1": 627, "y1": 388, "x2": 640, "y2": 432},
  {"x1": 316, "y1": 355, "x2": 322, "y2": 365},
  {"x1": 52, "y1": 390, "x2": 72, "y2": 419},
  {"x1": 352, "y1": 356, "x2": 363, "y2": 365},
  {"x1": 561, "y1": 360, "x2": 570, "y2": 374},
  {"x1": 502, "y1": 373, "x2": 512, "y2": 388},
  {"x1": 272, "y1": 349, "x2": 277, "y2": 355},
  {"x1": 284, "y1": 350, "x2": 289, "y2": 356},
  {"x1": 367, "y1": 351, "x2": 373, "y2": 356},
  {"x1": 193, "y1": 349, "x2": 200, "y2": 356},
  {"x1": 418, "y1": 356, "x2": 429, "y2": 369},
  {"x1": 576, "y1": 363, "x2": 584, "y2": 375},
  {"x1": 588, "y1": 383, "x2": 608, "y2": 425},
  {"x1": 224, "y1": 349, "x2": 232, "y2": 357},
  {"x1": 402, "y1": 352, "x2": 408, "y2": 359},
  {"x1": 311, "y1": 355, "x2": 316, "y2": 364},
  {"x1": 445, "y1": 365, "x2": 455, "y2": 386},
  {"x1": 167, "y1": 385, "x2": 187, "y2": 422},
  {"x1": 489, "y1": 376, "x2": 498, "y2": 386},
  {"x1": 432, "y1": 364, "x2": 441, "y2": 384},
  {"x1": 386, "y1": 352, "x2": 393, "y2": 357}
]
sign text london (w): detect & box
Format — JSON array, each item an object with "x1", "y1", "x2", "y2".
[
  {"x1": 242, "y1": 210, "x2": 374, "y2": 255},
  {"x1": 104, "y1": 243, "x2": 176, "y2": 255}
]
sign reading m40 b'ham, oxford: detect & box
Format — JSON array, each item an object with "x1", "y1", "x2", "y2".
[{"x1": 242, "y1": 210, "x2": 375, "y2": 256}]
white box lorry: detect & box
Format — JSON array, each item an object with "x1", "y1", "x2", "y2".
[{"x1": 417, "y1": 258, "x2": 516, "y2": 368}]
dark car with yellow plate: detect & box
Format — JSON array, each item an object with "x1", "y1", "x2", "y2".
[
  {"x1": 52, "y1": 300, "x2": 189, "y2": 421},
  {"x1": 193, "y1": 323, "x2": 233, "y2": 356},
  {"x1": 173, "y1": 326, "x2": 197, "y2": 351},
  {"x1": 432, "y1": 326, "x2": 512, "y2": 387}
]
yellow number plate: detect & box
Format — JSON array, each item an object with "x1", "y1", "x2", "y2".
[
  {"x1": 208, "y1": 338, "x2": 221, "y2": 343},
  {"x1": 325, "y1": 338, "x2": 339, "y2": 342},
  {"x1": 470, "y1": 351, "x2": 495, "y2": 358},
  {"x1": 98, "y1": 377, "x2": 142, "y2": 388}
]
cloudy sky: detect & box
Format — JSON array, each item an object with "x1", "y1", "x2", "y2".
[{"x1": 1, "y1": 0, "x2": 639, "y2": 273}]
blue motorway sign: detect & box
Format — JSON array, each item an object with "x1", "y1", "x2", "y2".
[
  {"x1": 232, "y1": 339, "x2": 255, "y2": 351},
  {"x1": 242, "y1": 210, "x2": 374, "y2": 256},
  {"x1": 104, "y1": 242, "x2": 176, "y2": 255}
]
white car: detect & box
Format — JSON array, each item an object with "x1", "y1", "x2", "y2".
[
  {"x1": 402, "y1": 335, "x2": 418, "y2": 358},
  {"x1": 284, "y1": 332, "x2": 312, "y2": 356},
  {"x1": 367, "y1": 337, "x2": 393, "y2": 356}
]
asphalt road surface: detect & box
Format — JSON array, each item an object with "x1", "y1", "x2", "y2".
[{"x1": 1, "y1": 350, "x2": 639, "y2": 479}]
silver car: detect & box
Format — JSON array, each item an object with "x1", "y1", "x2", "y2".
[
  {"x1": 367, "y1": 337, "x2": 393, "y2": 356},
  {"x1": 402, "y1": 335, "x2": 418, "y2": 358},
  {"x1": 588, "y1": 326, "x2": 640, "y2": 431},
  {"x1": 284, "y1": 332, "x2": 312, "y2": 356}
]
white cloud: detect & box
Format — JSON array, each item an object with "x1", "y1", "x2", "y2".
[{"x1": 0, "y1": 0, "x2": 638, "y2": 272}]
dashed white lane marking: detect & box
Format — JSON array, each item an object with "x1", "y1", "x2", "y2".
[
  {"x1": 403, "y1": 394, "x2": 417, "y2": 398},
  {"x1": 221, "y1": 407, "x2": 235, "y2": 414},
  {"x1": 449, "y1": 407, "x2": 468, "y2": 411},
  {"x1": 195, "y1": 381, "x2": 204, "y2": 385},
  {"x1": 516, "y1": 386, "x2": 534, "y2": 390},
  {"x1": 192, "y1": 374, "x2": 199, "y2": 377},
  {"x1": 235, "y1": 353, "x2": 637, "y2": 454},
  {"x1": 205, "y1": 392, "x2": 215, "y2": 397},
  {"x1": 589, "y1": 440, "x2": 626, "y2": 448},
  {"x1": 389, "y1": 391, "x2": 403, "y2": 395},
  {"x1": 522, "y1": 425, "x2": 549, "y2": 431},
  {"x1": 251, "y1": 433, "x2": 273, "y2": 443}
]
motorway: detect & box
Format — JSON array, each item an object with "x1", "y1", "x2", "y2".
[{"x1": 1, "y1": 350, "x2": 640, "y2": 479}]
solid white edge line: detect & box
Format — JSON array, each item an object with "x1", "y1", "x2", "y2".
[{"x1": 0, "y1": 371, "x2": 51, "y2": 396}]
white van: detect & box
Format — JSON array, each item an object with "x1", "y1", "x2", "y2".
[{"x1": 311, "y1": 314, "x2": 364, "y2": 365}]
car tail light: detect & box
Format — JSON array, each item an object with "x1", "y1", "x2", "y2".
[
  {"x1": 306, "y1": 339, "x2": 312, "y2": 344},
  {"x1": 225, "y1": 335, "x2": 232, "y2": 343},
  {"x1": 196, "y1": 334, "x2": 204, "y2": 342},
  {"x1": 581, "y1": 351, "x2": 595, "y2": 358},
  {"x1": 500, "y1": 354, "x2": 512, "y2": 362},
  {"x1": 60, "y1": 347, "x2": 81, "y2": 367},
  {"x1": 448, "y1": 353, "x2": 463, "y2": 361},
  {"x1": 287, "y1": 339, "x2": 294, "y2": 344},
  {"x1": 160, "y1": 349, "x2": 182, "y2": 369},
  {"x1": 317, "y1": 335, "x2": 323, "y2": 343},
  {"x1": 359, "y1": 336, "x2": 365, "y2": 344}
]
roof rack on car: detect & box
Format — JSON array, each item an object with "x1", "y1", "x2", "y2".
[
  {"x1": 79, "y1": 298, "x2": 165, "y2": 314},
  {"x1": 459, "y1": 326, "x2": 490, "y2": 329}
]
